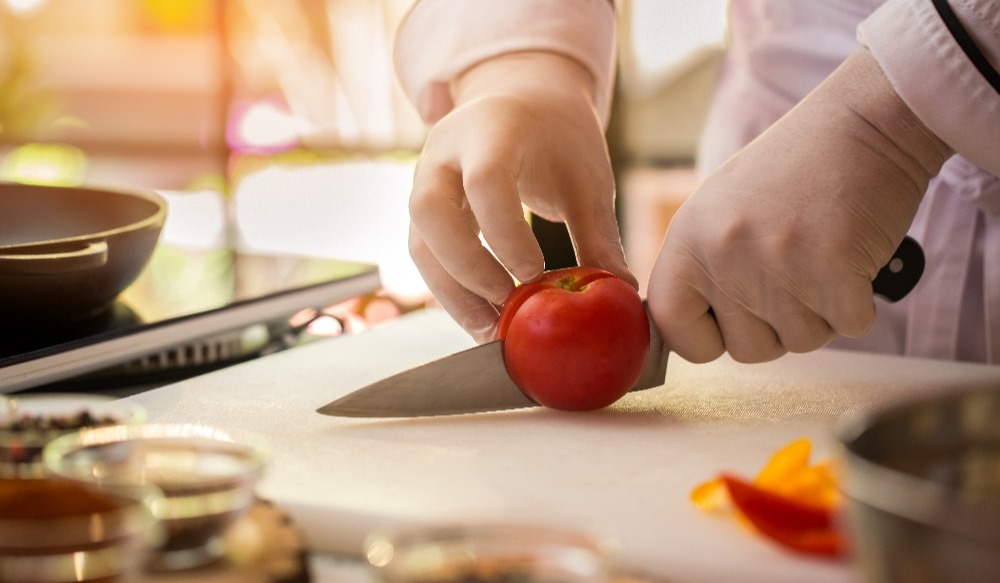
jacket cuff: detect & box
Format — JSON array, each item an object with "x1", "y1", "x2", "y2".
[
  {"x1": 394, "y1": 0, "x2": 617, "y2": 125},
  {"x1": 858, "y1": 0, "x2": 1000, "y2": 175}
]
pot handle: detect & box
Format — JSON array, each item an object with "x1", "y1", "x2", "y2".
[{"x1": 0, "y1": 240, "x2": 109, "y2": 275}]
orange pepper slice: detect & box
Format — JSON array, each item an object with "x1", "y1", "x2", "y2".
[
  {"x1": 690, "y1": 438, "x2": 845, "y2": 557},
  {"x1": 690, "y1": 477, "x2": 726, "y2": 512},
  {"x1": 754, "y1": 438, "x2": 812, "y2": 489}
]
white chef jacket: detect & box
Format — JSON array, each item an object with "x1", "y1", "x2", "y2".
[{"x1": 393, "y1": 0, "x2": 1000, "y2": 363}]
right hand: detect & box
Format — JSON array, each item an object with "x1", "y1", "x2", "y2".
[
  {"x1": 408, "y1": 51, "x2": 636, "y2": 342},
  {"x1": 646, "y1": 48, "x2": 954, "y2": 364}
]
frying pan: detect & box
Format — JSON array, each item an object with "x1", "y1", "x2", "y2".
[{"x1": 0, "y1": 182, "x2": 166, "y2": 325}]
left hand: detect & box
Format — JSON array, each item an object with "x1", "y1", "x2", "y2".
[
  {"x1": 406, "y1": 51, "x2": 635, "y2": 343},
  {"x1": 647, "y1": 48, "x2": 954, "y2": 364}
]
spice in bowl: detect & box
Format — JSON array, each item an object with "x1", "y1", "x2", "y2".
[{"x1": 0, "y1": 394, "x2": 146, "y2": 478}]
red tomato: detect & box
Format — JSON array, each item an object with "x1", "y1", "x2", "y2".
[{"x1": 495, "y1": 266, "x2": 650, "y2": 411}]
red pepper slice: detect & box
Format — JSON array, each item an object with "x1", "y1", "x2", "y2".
[{"x1": 720, "y1": 474, "x2": 845, "y2": 557}]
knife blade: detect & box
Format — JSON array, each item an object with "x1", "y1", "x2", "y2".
[
  {"x1": 317, "y1": 301, "x2": 668, "y2": 418},
  {"x1": 317, "y1": 236, "x2": 924, "y2": 418}
]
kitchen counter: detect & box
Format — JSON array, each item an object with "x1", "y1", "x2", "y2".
[{"x1": 126, "y1": 306, "x2": 1000, "y2": 583}]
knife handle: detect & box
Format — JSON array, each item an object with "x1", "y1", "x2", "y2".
[{"x1": 872, "y1": 236, "x2": 924, "y2": 303}]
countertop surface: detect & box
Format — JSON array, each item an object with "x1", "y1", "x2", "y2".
[{"x1": 126, "y1": 307, "x2": 1000, "y2": 583}]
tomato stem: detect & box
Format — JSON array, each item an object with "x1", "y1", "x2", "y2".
[{"x1": 555, "y1": 270, "x2": 612, "y2": 292}]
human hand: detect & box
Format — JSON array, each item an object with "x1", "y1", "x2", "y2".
[
  {"x1": 408, "y1": 51, "x2": 635, "y2": 342},
  {"x1": 647, "y1": 48, "x2": 954, "y2": 364}
]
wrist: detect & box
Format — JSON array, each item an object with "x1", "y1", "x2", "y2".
[
  {"x1": 450, "y1": 51, "x2": 598, "y2": 110},
  {"x1": 828, "y1": 48, "x2": 955, "y2": 182}
]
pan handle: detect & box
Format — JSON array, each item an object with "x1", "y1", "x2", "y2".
[{"x1": 0, "y1": 240, "x2": 108, "y2": 275}]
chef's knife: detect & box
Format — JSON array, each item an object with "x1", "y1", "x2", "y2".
[{"x1": 318, "y1": 236, "x2": 924, "y2": 418}]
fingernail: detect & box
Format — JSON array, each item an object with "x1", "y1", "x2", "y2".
[{"x1": 513, "y1": 262, "x2": 544, "y2": 284}]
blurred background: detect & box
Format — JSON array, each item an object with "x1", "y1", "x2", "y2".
[{"x1": 0, "y1": 0, "x2": 726, "y2": 310}]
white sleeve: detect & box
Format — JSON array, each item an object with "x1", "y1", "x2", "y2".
[
  {"x1": 393, "y1": 0, "x2": 617, "y2": 125},
  {"x1": 858, "y1": 0, "x2": 1000, "y2": 176}
]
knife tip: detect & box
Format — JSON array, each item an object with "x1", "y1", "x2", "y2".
[{"x1": 315, "y1": 405, "x2": 367, "y2": 418}]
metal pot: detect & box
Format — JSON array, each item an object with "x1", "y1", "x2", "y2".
[
  {"x1": 837, "y1": 387, "x2": 1000, "y2": 583},
  {"x1": 0, "y1": 182, "x2": 166, "y2": 325}
]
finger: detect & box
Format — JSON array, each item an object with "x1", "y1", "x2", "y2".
[
  {"x1": 461, "y1": 157, "x2": 545, "y2": 283},
  {"x1": 409, "y1": 225, "x2": 501, "y2": 343},
  {"x1": 765, "y1": 295, "x2": 836, "y2": 353},
  {"x1": 409, "y1": 165, "x2": 515, "y2": 305},
  {"x1": 746, "y1": 258, "x2": 868, "y2": 345},
  {"x1": 647, "y1": 261, "x2": 725, "y2": 363},
  {"x1": 817, "y1": 276, "x2": 877, "y2": 338},
  {"x1": 563, "y1": 177, "x2": 638, "y2": 289},
  {"x1": 710, "y1": 295, "x2": 785, "y2": 363}
]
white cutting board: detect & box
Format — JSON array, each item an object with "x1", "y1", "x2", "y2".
[{"x1": 127, "y1": 308, "x2": 1000, "y2": 583}]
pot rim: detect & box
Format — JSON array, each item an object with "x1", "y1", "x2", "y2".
[
  {"x1": 836, "y1": 387, "x2": 1000, "y2": 544},
  {"x1": 0, "y1": 182, "x2": 167, "y2": 252}
]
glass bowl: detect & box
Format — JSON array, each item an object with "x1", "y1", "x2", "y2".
[
  {"x1": 43, "y1": 423, "x2": 270, "y2": 572},
  {"x1": 838, "y1": 387, "x2": 1000, "y2": 583},
  {"x1": 0, "y1": 394, "x2": 146, "y2": 478},
  {"x1": 365, "y1": 523, "x2": 615, "y2": 583},
  {"x1": 0, "y1": 477, "x2": 161, "y2": 583}
]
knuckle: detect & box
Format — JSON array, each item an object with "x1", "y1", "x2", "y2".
[
  {"x1": 775, "y1": 311, "x2": 835, "y2": 354},
  {"x1": 407, "y1": 184, "x2": 438, "y2": 224},
  {"x1": 717, "y1": 216, "x2": 755, "y2": 247},
  {"x1": 462, "y1": 163, "x2": 508, "y2": 196},
  {"x1": 723, "y1": 323, "x2": 785, "y2": 363}
]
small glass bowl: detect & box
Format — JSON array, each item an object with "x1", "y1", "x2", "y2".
[
  {"x1": 0, "y1": 394, "x2": 146, "y2": 478},
  {"x1": 365, "y1": 523, "x2": 615, "y2": 583},
  {"x1": 43, "y1": 423, "x2": 270, "y2": 572},
  {"x1": 0, "y1": 477, "x2": 161, "y2": 583}
]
